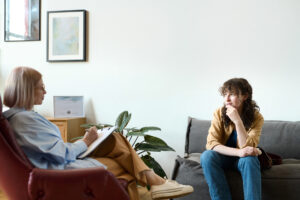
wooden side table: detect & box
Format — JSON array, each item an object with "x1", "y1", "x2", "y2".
[{"x1": 47, "y1": 117, "x2": 86, "y2": 142}]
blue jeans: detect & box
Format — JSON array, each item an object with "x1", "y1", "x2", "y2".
[{"x1": 200, "y1": 150, "x2": 261, "y2": 200}]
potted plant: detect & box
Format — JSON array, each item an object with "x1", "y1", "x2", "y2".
[{"x1": 79, "y1": 111, "x2": 175, "y2": 178}]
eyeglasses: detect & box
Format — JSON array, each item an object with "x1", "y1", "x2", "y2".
[{"x1": 36, "y1": 84, "x2": 46, "y2": 91}]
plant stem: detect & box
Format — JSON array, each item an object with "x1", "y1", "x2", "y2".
[
  {"x1": 132, "y1": 136, "x2": 139, "y2": 147},
  {"x1": 138, "y1": 150, "x2": 146, "y2": 155}
]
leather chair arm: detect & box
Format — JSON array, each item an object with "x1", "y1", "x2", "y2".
[{"x1": 28, "y1": 167, "x2": 129, "y2": 200}]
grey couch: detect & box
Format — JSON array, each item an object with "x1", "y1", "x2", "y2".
[{"x1": 171, "y1": 117, "x2": 300, "y2": 200}]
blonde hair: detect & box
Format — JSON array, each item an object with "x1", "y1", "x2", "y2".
[{"x1": 4, "y1": 66, "x2": 42, "y2": 110}]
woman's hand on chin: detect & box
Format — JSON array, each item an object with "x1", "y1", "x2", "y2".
[{"x1": 225, "y1": 105, "x2": 242, "y2": 124}]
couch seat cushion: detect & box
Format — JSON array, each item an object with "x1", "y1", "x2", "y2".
[
  {"x1": 261, "y1": 159, "x2": 300, "y2": 179},
  {"x1": 185, "y1": 155, "x2": 300, "y2": 179}
]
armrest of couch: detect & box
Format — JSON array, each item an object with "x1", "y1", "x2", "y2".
[{"x1": 28, "y1": 167, "x2": 129, "y2": 200}]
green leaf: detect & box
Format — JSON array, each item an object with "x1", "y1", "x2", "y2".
[
  {"x1": 95, "y1": 125, "x2": 103, "y2": 129},
  {"x1": 126, "y1": 131, "x2": 146, "y2": 137},
  {"x1": 115, "y1": 111, "x2": 127, "y2": 130},
  {"x1": 124, "y1": 127, "x2": 139, "y2": 132},
  {"x1": 135, "y1": 143, "x2": 175, "y2": 152},
  {"x1": 140, "y1": 126, "x2": 161, "y2": 132},
  {"x1": 120, "y1": 113, "x2": 131, "y2": 132},
  {"x1": 141, "y1": 155, "x2": 167, "y2": 178},
  {"x1": 144, "y1": 135, "x2": 168, "y2": 146},
  {"x1": 80, "y1": 123, "x2": 112, "y2": 130},
  {"x1": 80, "y1": 124, "x2": 95, "y2": 128},
  {"x1": 115, "y1": 111, "x2": 131, "y2": 132},
  {"x1": 126, "y1": 126, "x2": 160, "y2": 137}
]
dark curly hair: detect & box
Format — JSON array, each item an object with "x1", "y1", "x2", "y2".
[{"x1": 219, "y1": 78, "x2": 259, "y2": 131}]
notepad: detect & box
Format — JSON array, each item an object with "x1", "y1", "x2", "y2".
[{"x1": 78, "y1": 126, "x2": 117, "y2": 159}]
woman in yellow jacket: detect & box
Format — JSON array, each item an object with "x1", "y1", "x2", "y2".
[{"x1": 200, "y1": 78, "x2": 264, "y2": 200}]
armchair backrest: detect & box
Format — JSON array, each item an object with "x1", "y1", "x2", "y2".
[
  {"x1": 0, "y1": 96, "x2": 33, "y2": 200},
  {"x1": 0, "y1": 96, "x2": 130, "y2": 200}
]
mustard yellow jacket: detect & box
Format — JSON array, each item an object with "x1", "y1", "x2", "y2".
[{"x1": 206, "y1": 107, "x2": 264, "y2": 150}]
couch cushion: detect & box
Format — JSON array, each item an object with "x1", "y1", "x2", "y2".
[
  {"x1": 171, "y1": 157, "x2": 212, "y2": 200},
  {"x1": 185, "y1": 154, "x2": 300, "y2": 179},
  {"x1": 172, "y1": 157, "x2": 244, "y2": 200},
  {"x1": 261, "y1": 161, "x2": 300, "y2": 179},
  {"x1": 186, "y1": 153, "x2": 300, "y2": 178},
  {"x1": 172, "y1": 157, "x2": 300, "y2": 200},
  {"x1": 259, "y1": 120, "x2": 300, "y2": 159},
  {"x1": 185, "y1": 153, "x2": 201, "y2": 163},
  {"x1": 185, "y1": 117, "x2": 210, "y2": 154}
]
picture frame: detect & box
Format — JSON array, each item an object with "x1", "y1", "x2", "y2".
[
  {"x1": 47, "y1": 10, "x2": 87, "y2": 62},
  {"x1": 4, "y1": 0, "x2": 41, "y2": 41},
  {"x1": 53, "y1": 96, "x2": 84, "y2": 118}
]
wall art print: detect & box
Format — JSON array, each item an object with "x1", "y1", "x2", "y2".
[{"x1": 47, "y1": 10, "x2": 87, "y2": 62}]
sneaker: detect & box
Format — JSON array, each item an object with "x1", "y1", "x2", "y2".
[{"x1": 150, "y1": 180, "x2": 194, "y2": 200}]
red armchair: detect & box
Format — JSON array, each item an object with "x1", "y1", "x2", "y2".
[{"x1": 0, "y1": 97, "x2": 129, "y2": 200}]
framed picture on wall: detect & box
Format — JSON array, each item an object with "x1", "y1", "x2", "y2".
[
  {"x1": 47, "y1": 10, "x2": 87, "y2": 62},
  {"x1": 4, "y1": 0, "x2": 41, "y2": 41}
]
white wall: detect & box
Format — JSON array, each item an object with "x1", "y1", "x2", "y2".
[{"x1": 1, "y1": 0, "x2": 300, "y2": 177}]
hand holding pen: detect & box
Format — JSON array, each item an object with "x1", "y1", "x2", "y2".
[{"x1": 82, "y1": 126, "x2": 98, "y2": 147}]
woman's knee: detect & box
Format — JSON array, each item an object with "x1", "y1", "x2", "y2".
[
  {"x1": 200, "y1": 150, "x2": 220, "y2": 167},
  {"x1": 238, "y1": 156, "x2": 260, "y2": 169}
]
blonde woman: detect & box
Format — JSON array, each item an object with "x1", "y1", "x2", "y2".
[{"x1": 3, "y1": 66, "x2": 193, "y2": 200}]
